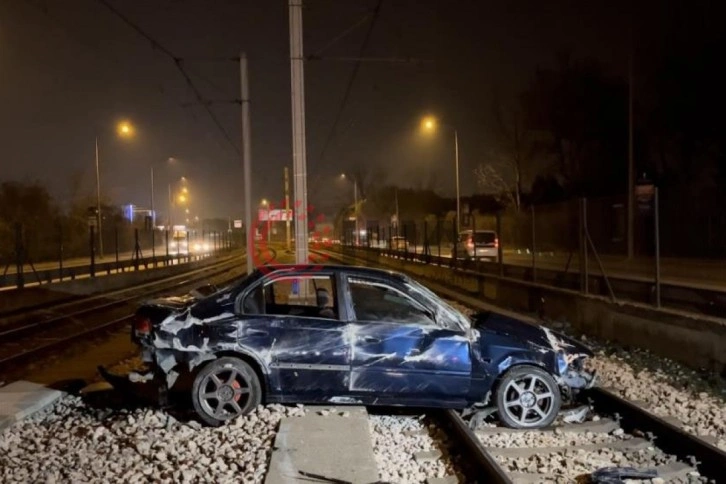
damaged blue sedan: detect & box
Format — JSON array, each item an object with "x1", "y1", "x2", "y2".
[{"x1": 120, "y1": 265, "x2": 596, "y2": 428}]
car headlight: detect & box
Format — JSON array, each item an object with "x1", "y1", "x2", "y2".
[
  {"x1": 203, "y1": 243, "x2": 210, "y2": 251},
  {"x1": 193, "y1": 243, "x2": 202, "y2": 251},
  {"x1": 556, "y1": 351, "x2": 568, "y2": 375}
]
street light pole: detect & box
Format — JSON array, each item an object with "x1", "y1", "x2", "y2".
[
  {"x1": 454, "y1": 128, "x2": 460, "y2": 234},
  {"x1": 95, "y1": 137, "x2": 104, "y2": 259}
]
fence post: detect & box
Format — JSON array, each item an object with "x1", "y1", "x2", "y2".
[
  {"x1": 580, "y1": 198, "x2": 589, "y2": 294},
  {"x1": 187, "y1": 231, "x2": 191, "y2": 262},
  {"x1": 165, "y1": 230, "x2": 169, "y2": 265},
  {"x1": 114, "y1": 226, "x2": 120, "y2": 272},
  {"x1": 452, "y1": 220, "x2": 458, "y2": 268},
  {"x1": 654, "y1": 187, "x2": 661, "y2": 308},
  {"x1": 133, "y1": 229, "x2": 140, "y2": 271},
  {"x1": 151, "y1": 228, "x2": 156, "y2": 267},
  {"x1": 436, "y1": 218, "x2": 441, "y2": 258},
  {"x1": 89, "y1": 225, "x2": 96, "y2": 278},
  {"x1": 14, "y1": 223, "x2": 25, "y2": 289},
  {"x1": 58, "y1": 223, "x2": 64, "y2": 282},
  {"x1": 496, "y1": 211, "x2": 503, "y2": 276},
  {"x1": 531, "y1": 204, "x2": 537, "y2": 282}
]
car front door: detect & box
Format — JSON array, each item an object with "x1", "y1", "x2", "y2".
[
  {"x1": 257, "y1": 273, "x2": 350, "y2": 402},
  {"x1": 345, "y1": 276, "x2": 471, "y2": 404}
]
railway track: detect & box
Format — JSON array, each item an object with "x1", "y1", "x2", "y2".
[
  {"x1": 0, "y1": 247, "x2": 278, "y2": 373},
  {"x1": 320, "y1": 248, "x2": 726, "y2": 482}
]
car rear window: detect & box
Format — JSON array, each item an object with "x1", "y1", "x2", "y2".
[{"x1": 474, "y1": 232, "x2": 496, "y2": 244}]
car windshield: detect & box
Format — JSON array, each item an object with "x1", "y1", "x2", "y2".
[{"x1": 403, "y1": 278, "x2": 470, "y2": 332}]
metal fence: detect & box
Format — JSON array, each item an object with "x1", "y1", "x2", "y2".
[
  {"x1": 336, "y1": 192, "x2": 726, "y2": 315},
  {"x1": 1, "y1": 222, "x2": 239, "y2": 290}
]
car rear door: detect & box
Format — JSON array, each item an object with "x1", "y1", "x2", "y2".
[
  {"x1": 257, "y1": 273, "x2": 350, "y2": 402},
  {"x1": 345, "y1": 275, "x2": 471, "y2": 404}
]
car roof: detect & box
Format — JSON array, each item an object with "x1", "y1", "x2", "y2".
[{"x1": 259, "y1": 264, "x2": 409, "y2": 282}]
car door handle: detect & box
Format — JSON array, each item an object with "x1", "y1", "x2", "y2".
[{"x1": 361, "y1": 336, "x2": 380, "y2": 344}]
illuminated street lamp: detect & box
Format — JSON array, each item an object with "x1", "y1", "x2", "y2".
[
  {"x1": 421, "y1": 115, "x2": 460, "y2": 233},
  {"x1": 95, "y1": 120, "x2": 135, "y2": 258}
]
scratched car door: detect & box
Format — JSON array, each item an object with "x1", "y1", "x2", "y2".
[
  {"x1": 347, "y1": 276, "x2": 471, "y2": 402},
  {"x1": 262, "y1": 274, "x2": 350, "y2": 402}
]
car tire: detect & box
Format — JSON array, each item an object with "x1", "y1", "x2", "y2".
[
  {"x1": 495, "y1": 365, "x2": 561, "y2": 429},
  {"x1": 191, "y1": 357, "x2": 262, "y2": 426}
]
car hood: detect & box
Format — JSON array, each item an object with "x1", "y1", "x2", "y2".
[{"x1": 472, "y1": 311, "x2": 593, "y2": 357}]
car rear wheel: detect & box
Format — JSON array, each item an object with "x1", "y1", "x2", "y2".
[
  {"x1": 191, "y1": 357, "x2": 261, "y2": 426},
  {"x1": 495, "y1": 365, "x2": 561, "y2": 429}
]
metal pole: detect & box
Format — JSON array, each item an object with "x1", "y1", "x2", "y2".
[
  {"x1": 496, "y1": 211, "x2": 503, "y2": 276},
  {"x1": 150, "y1": 166, "x2": 156, "y2": 262},
  {"x1": 95, "y1": 137, "x2": 104, "y2": 258},
  {"x1": 454, "y1": 128, "x2": 460, "y2": 235},
  {"x1": 285, "y1": 166, "x2": 291, "y2": 251},
  {"x1": 354, "y1": 180, "x2": 359, "y2": 246},
  {"x1": 241, "y1": 52, "x2": 254, "y2": 274},
  {"x1": 58, "y1": 224, "x2": 64, "y2": 281},
  {"x1": 583, "y1": 198, "x2": 589, "y2": 294},
  {"x1": 115, "y1": 226, "x2": 119, "y2": 271},
  {"x1": 289, "y1": 0, "x2": 309, "y2": 264},
  {"x1": 15, "y1": 223, "x2": 24, "y2": 289},
  {"x1": 654, "y1": 187, "x2": 661, "y2": 307},
  {"x1": 89, "y1": 225, "x2": 96, "y2": 278},
  {"x1": 531, "y1": 204, "x2": 537, "y2": 282},
  {"x1": 168, "y1": 183, "x2": 173, "y2": 230},
  {"x1": 627, "y1": 47, "x2": 634, "y2": 259}
]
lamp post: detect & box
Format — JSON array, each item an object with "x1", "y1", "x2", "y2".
[
  {"x1": 95, "y1": 120, "x2": 134, "y2": 259},
  {"x1": 421, "y1": 116, "x2": 460, "y2": 234}
]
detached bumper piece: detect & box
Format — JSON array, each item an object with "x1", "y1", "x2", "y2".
[{"x1": 97, "y1": 365, "x2": 168, "y2": 407}]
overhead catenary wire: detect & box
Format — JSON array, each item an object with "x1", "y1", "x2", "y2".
[
  {"x1": 317, "y1": 0, "x2": 383, "y2": 165},
  {"x1": 96, "y1": 0, "x2": 240, "y2": 156}
]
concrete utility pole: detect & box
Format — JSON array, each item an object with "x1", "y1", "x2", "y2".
[
  {"x1": 289, "y1": 0, "x2": 309, "y2": 265},
  {"x1": 285, "y1": 166, "x2": 291, "y2": 251},
  {"x1": 240, "y1": 52, "x2": 254, "y2": 274}
]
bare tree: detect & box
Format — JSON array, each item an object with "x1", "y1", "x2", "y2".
[{"x1": 474, "y1": 94, "x2": 541, "y2": 211}]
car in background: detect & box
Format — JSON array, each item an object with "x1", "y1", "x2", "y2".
[
  {"x1": 390, "y1": 236, "x2": 408, "y2": 251},
  {"x1": 114, "y1": 264, "x2": 596, "y2": 429},
  {"x1": 453, "y1": 230, "x2": 499, "y2": 262}
]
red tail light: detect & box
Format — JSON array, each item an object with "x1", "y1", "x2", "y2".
[
  {"x1": 134, "y1": 316, "x2": 151, "y2": 335},
  {"x1": 494, "y1": 238, "x2": 499, "y2": 249}
]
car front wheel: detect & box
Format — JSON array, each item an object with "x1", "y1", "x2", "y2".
[
  {"x1": 495, "y1": 365, "x2": 561, "y2": 429},
  {"x1": 191, "y1": 357, "x2": 262, "y2": 426}
]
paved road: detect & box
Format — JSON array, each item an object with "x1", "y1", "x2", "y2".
[{"x1": 372, "y1": 243, "x2": 726, "y2": 292}]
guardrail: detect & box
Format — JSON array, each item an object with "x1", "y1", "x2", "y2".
[
  {"x1": 335, "y1": 245, "x2": 726, "y2": 317},
  {"x1": 0, "y1": 249, "x2": 232, "y2": 291}
]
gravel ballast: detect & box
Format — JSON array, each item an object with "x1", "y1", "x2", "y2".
[
  {"x1": 0, "y1": 396, "x2": 305, "y2": 483},
  {"x1": 443, "y1": 298, "x2": 726, "y2": 452},
  {"x1": 369, "y1": 415, "x2": 460, "y2": 483}
]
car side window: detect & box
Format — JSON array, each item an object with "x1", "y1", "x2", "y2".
[
  {"x1": 348, "y1": 277, "x2": 434, "y2": 325},
  {"x1": 241, "y1": 285, "x2": 265, "y2": 315},
  {"x1": 254, "y1": 275, "x2": 338, "y2": 319}
]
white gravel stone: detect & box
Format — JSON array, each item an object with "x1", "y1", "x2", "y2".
[
  {"x1": 369, "y1": 415, "x2": 460, "y2": 484},
  {"x1": 0, "y1": 397, "x2": 305, "y2": 483},
  {"x1": 444, "y1": 297, "x2": 726, "y2": 452}
]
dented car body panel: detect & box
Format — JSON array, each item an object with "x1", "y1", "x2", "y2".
[{"x1": 130, "y1": 265, "x2": 595, "y2": 410}]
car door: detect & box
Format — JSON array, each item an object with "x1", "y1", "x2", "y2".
[
  {"x1": 257, "y1": 273, "x2": 350, "y2": 402},
  {"x1": 345, "y1": 275, "x2": 471, "y2": 404}
]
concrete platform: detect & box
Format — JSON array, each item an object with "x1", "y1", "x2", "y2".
[
  {"x1": 265, "y1": 406, "x2": 379, "y2": 484},
  {"x1": 0, "y1": 380, "x2": 65, "y2": 431}
]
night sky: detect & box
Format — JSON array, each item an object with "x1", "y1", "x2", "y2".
[{"x1": 0, "y1": 1, "x2": 694, "y2": 220}]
